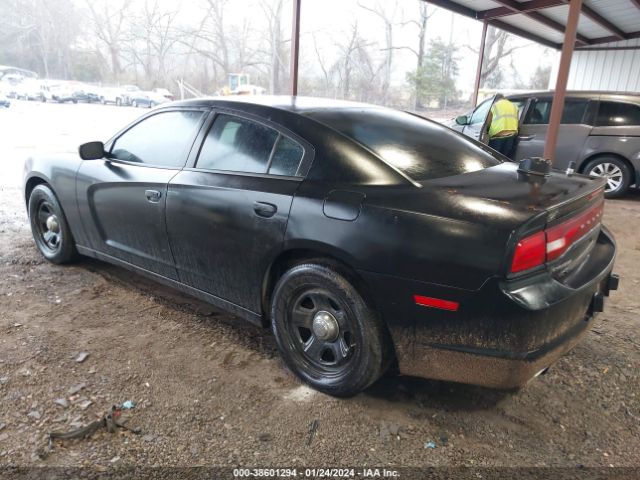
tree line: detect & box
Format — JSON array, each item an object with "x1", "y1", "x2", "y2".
[{"x1": 0, "y1": 0, "x2": 551, "y2": 110}]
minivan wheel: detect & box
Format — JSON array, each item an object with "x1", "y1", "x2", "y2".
[
  {"x1": 271, "y1": 263, "x2": 389, "y2": 397},
  {"x1": 584, "y1": 156, "x2": 631, "y2": 199},
  {"x1": 28, "y1": 184, "x2": 78, "y2": 264}
]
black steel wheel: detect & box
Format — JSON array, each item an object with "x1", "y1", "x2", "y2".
[
  {"x1": 28, "y1": 184, "x2": 78, "y2": 264},
  {"x1": 271, "y1": 262, "x2": 390, "y2": 397}
]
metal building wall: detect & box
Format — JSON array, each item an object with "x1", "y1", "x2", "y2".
[{"x1": 564, "y1": 39, "x2": 640, "y2": 92}]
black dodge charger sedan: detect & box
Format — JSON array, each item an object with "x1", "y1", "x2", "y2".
[{"x1": 24, "y1": 96, "x2": 618, "y2": 396}]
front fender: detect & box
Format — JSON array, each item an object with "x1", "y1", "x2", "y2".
[{"x1": 23, "y1": 153, "x2": 86, "y2": 247}]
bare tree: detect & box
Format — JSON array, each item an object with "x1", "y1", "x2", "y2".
[
  {"x1": 312, "y1": 33, "x2": 331, "y2": 96},
  {"x1": 467, "y1": 26, "x2": 524, "y2": 88},
  {"x1": 85, "y1": 0, "x2": 131, "y2": 81},
  {"x1": 123, "y1": 0, "x2": 182, "y2": 86},
  {"x1": 358, "y1": 0, "x2": 403, "y2": 105},
  {"x1": 260, "y1": 0, "x2": 288, "y2": 94},
  {"x1": 0, "y1": 0, "x2": 81, "y2": 78},
  {"x1": 402, "y1": 1, "x2": 434, "y2": 109}
]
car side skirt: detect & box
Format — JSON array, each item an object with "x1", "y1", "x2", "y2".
[{"x1": 76, "y1": 245, "x2": 263, "y2": 327}]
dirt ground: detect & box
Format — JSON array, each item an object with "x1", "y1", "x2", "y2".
[{"x1": 0, "y1": 103, "x2": 639, "y2": 473}]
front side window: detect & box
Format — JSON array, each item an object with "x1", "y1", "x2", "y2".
[
  {"x1": 525, "y1": 98, "x2": 588, "y2": 125},
  {"x1": 110, "y1": 111, "x2": 203, "y2": 167},
  {"x1": 469, "y1": 98, "x2": 492, "y2": 125},
  {"x1": 596, "y1": 101, "x2": 640, "y2": 126}
]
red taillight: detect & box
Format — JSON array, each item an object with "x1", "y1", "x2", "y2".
[
  {"x1": 545, "y1": 201, "x2": 604, "y2": 261},
  {"x1": 510, "y1": 200, "x2": 604, "y2": 274},
  {"x1": 511, "y1": 231, "x2": 546, "y2": 273}
]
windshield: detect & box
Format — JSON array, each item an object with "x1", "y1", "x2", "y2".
[{"x1": 307, "y1": 107, "x2": 501, "y2": 182}]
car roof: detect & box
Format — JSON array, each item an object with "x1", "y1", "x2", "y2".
[{"x1": 169, "y1": 95, "x2": 384, "y2": 115}]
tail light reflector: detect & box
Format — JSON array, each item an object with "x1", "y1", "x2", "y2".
[
  {"x1": 414, "y1": 295, "x2": 459, "y2": 311},
  {"x1": 510, "y1": 200, "x2": 604, "y2": 274}
]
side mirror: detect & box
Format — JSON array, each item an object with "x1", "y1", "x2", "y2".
[
  {"x1": 455, "y1": 115, "x2": 469, "y2": 126},
  {"x1": 79, "y1": 141, "x2": 105, "y2": 160}
]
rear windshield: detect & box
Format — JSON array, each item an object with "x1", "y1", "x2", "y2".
[{"x1": 307, "y1": 108, "x2": 501, "y2": 182}]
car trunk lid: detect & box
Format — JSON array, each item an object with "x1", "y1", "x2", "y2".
[
  {"x1": 369, "y1": 162, "x2": 607, "y2": 280},
  {"x1": 424, "y1": 162, "x2": 607, "y2": 280}
]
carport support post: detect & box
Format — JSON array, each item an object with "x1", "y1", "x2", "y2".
[
  {"x1": 543, "y1": 0, "x2": 582, "y2": 164},
  {"x1": 290, "y1": 0, "x2": 301, "y2": 96},
  {"x1": 471, "y1": 20, "x2": 488, "y2": 108}
]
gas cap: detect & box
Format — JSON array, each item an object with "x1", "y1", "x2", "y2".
[{"x1": 323, "y1": 190, "x2": 365, "y2": 221}]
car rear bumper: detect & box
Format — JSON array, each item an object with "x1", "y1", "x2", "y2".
[{"x1": 360, "y1": 227, "x2": 617, "y2": 389}]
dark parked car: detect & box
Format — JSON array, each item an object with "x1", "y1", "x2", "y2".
[
  {"x1": 451, "y1": 91, "x2": 640, "y2": 198},
  {"x1": 129, "y1": 91, "x2": 168, "y2": 108},
  {"x1": 73, "y1": 89, "x2": 101, "y2": 103},
  {"x1": 23, "y1": 97, "x2": 618, "y2": 396},
  {"x1": 50, "y1": 88, "x2": 77, "y2": 103}
]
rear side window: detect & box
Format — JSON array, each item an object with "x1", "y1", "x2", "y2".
[
  {"x1": 525, "y1": 99, "x2": 588, "y2": 125},
  {"x1": 307, "y1": 108, "x2": 501, "y2": 182},
  {"x1": 596, "y1": 101, "x2": 640, "y2": 126},
  {"x1": 197, "y1": 114, "x2": 278, "y2": 173},
  {"x1": 269, "y1": 136, "x2": 304, "y2": 176},
  {"x1": 196, "y1": 114, "x2": 304, "y2": 176},
  {"x1": 110, "y1": 111, "x2": 203, "y2": 167}
]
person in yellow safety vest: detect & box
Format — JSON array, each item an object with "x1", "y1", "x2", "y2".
[{"x1": 486, "y1": 93, "x2": 519, "y2": 159}]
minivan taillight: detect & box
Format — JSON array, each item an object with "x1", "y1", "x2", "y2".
[{"x1": 510, "y1": 200, "x2": 604, "y2": 274}]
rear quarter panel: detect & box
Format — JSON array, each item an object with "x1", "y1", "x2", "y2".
[{"x1": 285, "y1": 182, "x2": 510, "y2": 292}]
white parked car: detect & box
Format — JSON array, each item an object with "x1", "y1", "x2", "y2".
[
  {"x1": 152, "y1": 88, "x2": 174, "y2": 100},
  {"x1": 129, "y1": 90, "x2": 170, "y2": 108}
]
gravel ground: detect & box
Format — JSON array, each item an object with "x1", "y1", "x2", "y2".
[{"x1": 0, "y1": 101, "x2": 639, "y2": 474}]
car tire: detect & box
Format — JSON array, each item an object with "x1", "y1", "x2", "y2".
[
  {"x1": 149, "y1": 101, "x2": 156, "y2": 108},
  {"x1": 116, "y1": 97, "x2": 121, "y2": 106},
  {"x1": 28, "y1": 184, "x2": 78, "y2": 264},
  {"x1": 132, "y1": 100, "x2": 137, "y2": 108},
  {"x1": 271, "y1": 262, "x2": 390, "y2": 397},
  {"x1": 584, "y1": 156, "x2": 631, "y2": 199}
]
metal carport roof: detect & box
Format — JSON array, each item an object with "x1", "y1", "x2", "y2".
[{"x1": 425, "y1": 0, "x2": 640, "y2": 50}]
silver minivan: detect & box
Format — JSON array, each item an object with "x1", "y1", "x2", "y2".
[{"x1": 451, "y1": 91, "x2": 640, "y2": 198}]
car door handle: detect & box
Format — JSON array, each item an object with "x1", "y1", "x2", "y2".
[
  {"x1": 518, "y1": 135, "x2": 535, "y2": 141},
  {"x1": 253, "y1": 201, "x2": 277, "y2": 218},
  {"x1": 145, "y1": 189, "x2": 162, "y2": 203}
]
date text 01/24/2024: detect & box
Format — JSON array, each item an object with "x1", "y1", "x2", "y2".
[{"x1": 233, "y1": 468, "x2": 400, "y2": 478}]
